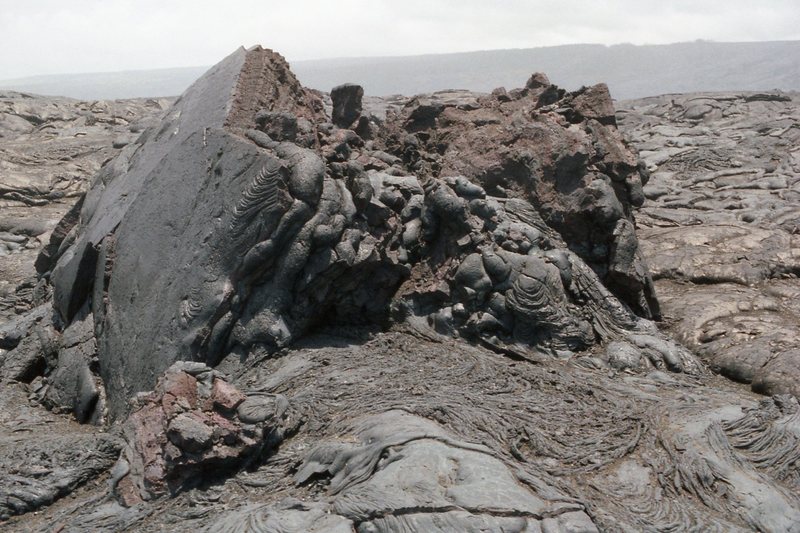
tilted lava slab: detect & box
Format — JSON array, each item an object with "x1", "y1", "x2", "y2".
[{"x1": 38, "y1": 45, "x2": 680, "y2": 419}]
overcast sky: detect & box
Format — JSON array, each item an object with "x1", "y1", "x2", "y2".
[{"x1": 2, "y1": 0, "x2": 799, "y2": 79}]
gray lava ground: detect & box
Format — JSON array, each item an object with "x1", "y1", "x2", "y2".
[
  {"x1": 619, "y1": 92, "x2": 800, "y2": 398},
  {"x1": 0, "y1": 91, "x2": 170, "y2": 320}
]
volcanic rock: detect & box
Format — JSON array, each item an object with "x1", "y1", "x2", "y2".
[
  {"x1": 2, "y1": 47, "x2": 800, "y2": 532},
  {"x1": 25, "y1": 45, "x2": 680, "y2": 420},
  {"x1": 114, "y1": 361, "x2": 295, "y2": 505},
  {"x1": 331, "y1": 83, "x2": 364, "y2": 128},
  {"x1": 618, "y1": 91, "x2": 800, "y2": 397},
  {"x1": 0, "y1": 381, "x2": 121, "y2": 521},
  {"x1": 0, "y1": 92, "x2": 168, "y2": 322},
  {"x1": 525, "y1": 72, "x2": 551, "y2": 90}
]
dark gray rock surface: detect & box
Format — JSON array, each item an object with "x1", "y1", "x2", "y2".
[
  {"x1": 618, "y1": 92, "x2": 800, "y2": 398},
  {"x1": 0, "y1": 91, "x2": 170, "y2": 322},
  {"x1": 32, "y1": 45, "x2": 678, "y2": 420},
  {"x1": 8, "y1": 333, "x2": 800, "y2": 531},
  {"x1": 0, "y1": 47, "x2": 798, "y2": 532},
  {"x1": 0, "y1": 381, "x2": 121, "y2": 521},
  {"x1": 331, "y1": 83, "x2": 364, "y2": 128}
]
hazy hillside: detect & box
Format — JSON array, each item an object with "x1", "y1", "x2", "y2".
[
  {"x1": 1, "y1": 40, "x2": 799, "y2": 100},
  {"x1": 0, "y1": 66, "x2": 207, "y2": 100},
  {"x1": 294, "y1": 41, "x2": 800, "y2": 99}
]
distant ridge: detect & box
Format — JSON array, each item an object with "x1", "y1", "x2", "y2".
[
  {"x1": 2, "y1": 40, "x2": 799, "y2": 100},
  {"x1": 0, "y1": 65, "x2": 207, "y2": 100},
  {"x1": 294, "y1": 41, "x2": 800, "y2": 100}
]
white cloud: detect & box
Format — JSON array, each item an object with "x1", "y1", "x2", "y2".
[{"x1": 1, "y1": 0, "x2": 798, "y2": 78}]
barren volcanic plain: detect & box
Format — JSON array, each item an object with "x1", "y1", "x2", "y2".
[{"x1": 0, "y1": 47, "x2": 798, "y2": 532}]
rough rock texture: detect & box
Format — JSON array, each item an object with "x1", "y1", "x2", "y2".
[
  {"x1": 28, "y1": 46, "x2": 675, "y2": 421},
  {"x1": 0, "y1": 91, "x2": 169, "y2": 322},
  {"x1": 8, "y1": 333, "x2": 800, "y2": 531},
  {"x1": 1, "y1": 47, "x2": 799, "y2": 532},
  {"x1": 114, "y1": 361, "x2": 297, "y2": 505},
  {"x1": 0, "y1": 381, "x2": 121, "y2": 521},
  {"x1": 331, "y1": 83, "x2": 364, "y2": 128},
  {"x1": 618, "y1": 92, "x2": 800, "y2": 397}
]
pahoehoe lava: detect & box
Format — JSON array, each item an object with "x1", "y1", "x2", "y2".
[{"x1": 0, "y1": 46, "x2": 798, "y2": 532}]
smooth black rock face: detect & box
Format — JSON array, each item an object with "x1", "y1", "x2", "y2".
[{"x1": 3, "y1": 48, "x2": 800, "y2": 531}]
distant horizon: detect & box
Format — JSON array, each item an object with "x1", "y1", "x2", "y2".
[
  {"x1": 1, "y1": 38, "x2": 798, "y2": 83},
  {"x1": 5, "y1": 0, "x2": 799, "y2": 80},
  {"x1": 2, "y1": 40, "x2": 799, "y2": 101}
]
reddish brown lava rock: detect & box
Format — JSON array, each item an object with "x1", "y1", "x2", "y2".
[
  {"x1": 112, "y1": 361, "x2": 292, "y2": 505},
  {"x1": 571, "y1": 83, "x2": 618, "y2": 125},
  {"x1": 209, "y1": 378, "x2": 246, "y2": 412}
]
